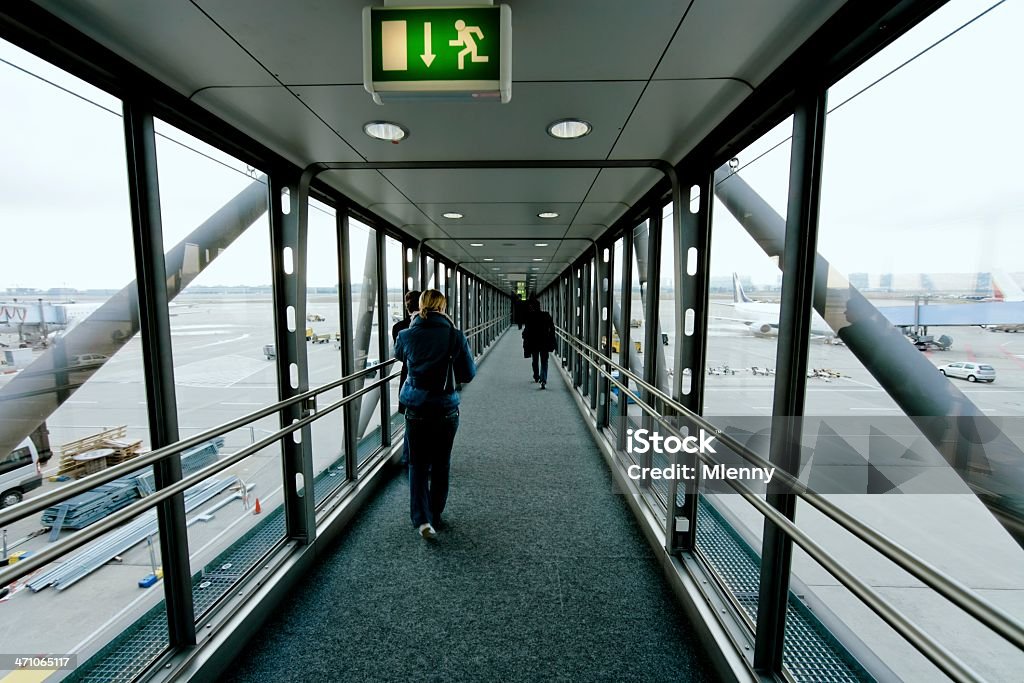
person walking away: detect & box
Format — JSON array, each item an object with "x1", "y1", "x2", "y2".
[
  {"x1": 522, "y1": 297, "x2": 556, "y2": 389},
  {"x1": 391, "y1": 290, "x2": 421, "y2": 466},
  {"x1": 393, "y1": 289, "x2": 476, "y2": 539}
]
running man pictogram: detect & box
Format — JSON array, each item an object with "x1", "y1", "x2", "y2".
[{"x1": 449, "y1": 19, "x2": 489, "y2": 70}]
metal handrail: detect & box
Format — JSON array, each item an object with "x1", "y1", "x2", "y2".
[
  {"x1": 557, "y1": 329, "x2": 1024, "y2": 657},
  {"x1": 463, "y1": 316, "x2": 506, "y2": 338},
  {"x1": 0, "y1": 316, "x2": 507, "y2": 583},
  {"x1": 0, "y1": 358, "x2": 398, "y2": 528},
  {"x1": 0, "y1": 367, "x2": 402, "y2": 588}
]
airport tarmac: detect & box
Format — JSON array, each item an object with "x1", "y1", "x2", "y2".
[
  {"x1": 1, "y1": 294, "x2": 1022, "y2": 679},
  {"x1": 0, "y1": 295, "x2": 402, "y2": 666}
]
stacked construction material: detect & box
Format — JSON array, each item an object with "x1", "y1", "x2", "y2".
[
  {"x1": 40, "y1": 479, "x2": 139, "y2": 530},
  {"x1": 55, "y1": 426, "x2": 143, "y2": 479},
  {"x1": 29, "y1": 476, "x2": 240, "y2": 592},
  {"x1": 41, "y1": 437, "x2": 226, "y2": 532}
]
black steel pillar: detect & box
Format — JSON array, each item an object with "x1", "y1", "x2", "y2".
[
  {"x1": 676, "y1": 170, "x2": 715, "y2": 552},
  {"x1": 268, "y1": 174, "x2": 316, "y2": 543},
  {"x1": 122, "y1": 102, "x2": 196, "y2": 647},
  {"x1": 617, "y1": 235, "x2": 634, "y2": 451},
  {"x1": 596, "y1": 244, "x2": 614, "y2": 429},
  {"x1": 753, "y1": 89, "x2": 827, "y2": 674}
]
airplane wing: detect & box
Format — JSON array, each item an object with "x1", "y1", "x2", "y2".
[{"x1": 876, "y1": 302, "x2": 1024, "y2": 327}]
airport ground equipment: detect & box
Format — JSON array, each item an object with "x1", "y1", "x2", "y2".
[
  {"x1": 41, "y1": 438, "x2": 224, "y2": 532},
  {"x1": 906, "y1": 332, "x2": 953, "y2": 351},
  {"x1": 262, "y1": 344, "x2": 275, "y2": 360}
]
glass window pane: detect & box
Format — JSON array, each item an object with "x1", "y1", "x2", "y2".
[
  {"x1": 305, "y1": 198, "x2": 347, "y2": 503},
  {"x1": 155, "y1": 119, "x2": 284, "y2": 620},
  {"x1": 789, "y1": 1, "x2": 1024, "y2": 679},
  {"x1": 0, "y1": 37, "x2": 157, "y2": 667},
  {"x1": 347, "y1": 219, "x2": 382, "y2": 465}
]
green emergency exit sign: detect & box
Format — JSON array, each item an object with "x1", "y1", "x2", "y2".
[{"x1": 363, "y1": 5, "x2": 511, "y2": 104}]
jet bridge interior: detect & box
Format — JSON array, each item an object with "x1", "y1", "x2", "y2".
[{"x1": 0, "y1": 1, "x2": 1022, "y2": 682}]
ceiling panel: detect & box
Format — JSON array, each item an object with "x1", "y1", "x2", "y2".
[
  {"x1": 379, "y1": 168, "x2": 600, "y2": 203},
  {"x1": 292, "y1": 82, "x2": 645, "y2": 161},
  {"x1": 424, "y1": 226, "x2": 580, "y2": 241},
  {"x1": 610, "y1": 79, "x2": 751, "y2": 162},
  {"x1": 37, "y1": 0, "x2": 277, "y2": 95},
  {"x1": 587, "y1": 168, "x2": 665, "y2": 215},
  {"x1": 509, "y1": 0, "x2": 689, "y2": 81},
  {"x1": 195, "y1": 0, "x2": 366, "y2": 85},
  {"x1": 369, "y1": 203, "x2": 579, "y2": 226},
  {"x1": 319, "y1": 169, "x2": 411, "y2": 207},
  {"x1": 193, "y1": 87, "x2": 363, "y2": 167},
  {"x1": 654, "y1": 0, "x2": 846, "y2": 85}
]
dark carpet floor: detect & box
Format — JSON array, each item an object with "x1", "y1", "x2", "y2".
[{"x1": 225, "y1": 330, "x2": 718, "y2": 682}]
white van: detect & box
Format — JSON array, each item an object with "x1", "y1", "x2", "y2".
[{"x1": 1, "y1": 439, "x2": 43, "y2": 508}]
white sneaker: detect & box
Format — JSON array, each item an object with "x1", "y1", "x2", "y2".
[{"x1": 418, "y1": 523, "x2": 437, "y2": 539}]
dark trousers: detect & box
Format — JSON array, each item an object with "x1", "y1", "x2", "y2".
[
  {"x1": 532, "y1": 351, "x2": 549, "y2": 383},
  {"x1": 406, "y1": 407, "x2": 460, "y2": 527}
]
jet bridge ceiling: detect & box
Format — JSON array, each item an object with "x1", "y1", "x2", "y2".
[{"x1": 33, "y1": 0, "x2": 846, "y2": 292}]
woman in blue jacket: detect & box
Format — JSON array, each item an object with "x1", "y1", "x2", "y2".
[{"x1": 393, "y1": 289, "x2": 476, "y2": 539}]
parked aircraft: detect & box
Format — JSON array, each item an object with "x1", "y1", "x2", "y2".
[
  {"x1": 717, "y1": 271, "x2": 1024, "y2": 338},
  {"x1": 714, "y1": 274, "x2": 834, "y2": 338}
]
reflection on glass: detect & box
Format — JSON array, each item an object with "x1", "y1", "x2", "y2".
[
  {"x1": 155, "y1": 119, "x2": 285, "y2": 622},
  {"x1": 347, "y1": 219, "x2": 382, "y2": 464},
  {"x1": 305, "y1": 199, "x2": 347, "y2": 501},
  {"x1": 781, "y1": 1, "x2": 1024, "y2": 678},
  {"x1": 385, "y1": 235, "x2": 405, "y2": 429},
  {"x1": 0, "y1": 38, "x2": 156, "y2": 667}
]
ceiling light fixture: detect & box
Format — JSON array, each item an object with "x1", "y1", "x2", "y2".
[
  {"x1": 546, "y1": 119, "x2": 591, "y2": 140},
  {"x1": 442, "y1": 212, "x2": 464, "y2": 219},
  {"x1": 483, "y1": 258, "x2": 494, "y2": 261},
  {"x1": 470, "y1": 243, "x2": 484, "y2": 247},
  {"x1": 537, "y1": 212, "x2": 559, "y2": 219},
  {"x1": 534, "y1": 243, "x2": 549, "y2": 247},
  {"x1": 532, "y1": 258, "x2": 543, "y2": 262},
  {"x1": 363, "y1": 121, "x2": 408, "y2": 142}
]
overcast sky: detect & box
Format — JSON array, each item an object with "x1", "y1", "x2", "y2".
[{"x1": 1, "y1": 0, "x2": 1020, "y2": 291}]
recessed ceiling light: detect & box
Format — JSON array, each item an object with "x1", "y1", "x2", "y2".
[
  {"x1": 531, "y1": 267, "x2": 540, "y2": 271},
  {"x1": 537, "y1": 212, "x2": 559, "y2": 219},
  {"x1": 442, "y1": 212, "x2": 463, "y2": 219},
  {"x1": 534, "y1": 243, "x2": 549, "y2": 247},
  {"x1": 546, "y1": 119, "x2": 591, "y2": 140},
  {"x1": 363, "y1": 121, "x2": 408, "y2": 142},
  {"x1": 483, "y1": 257, "x2": 494, "y2": 261},
  {"x1": 470, "y1": 243, "x2": 484, "y2": 247},
  {"x1": 532, "y1": 258, "x2": 543, "y2": 262},
  {"x1": 492, "y1": 267, "x2": 500, "y2": 271}
]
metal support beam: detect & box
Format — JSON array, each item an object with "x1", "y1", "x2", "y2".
[
  {"x1": 676, "y1": 170, "x2": 715, "y2": 552},
  {"x1": 336, "y1": 211, "x2": 359, "y2": 480},
  {"x1": 122, "y1": 102, "x2": 196, "y2": 647},
  {"x1": 753, "y1": 89, "x2": 827, "y2": 674},
  {"x1": 375, "y1": 226, "x2": 391, "y2": 447},
  {"x1": 596, "y1": 245, "x2": 614, "y2": 429},
  {"x1": 268, "y1": 175, "x2": 316, "y2": 544},
  {"x1": 616, "y1": 235, "x2": 634, "y2": 451}
]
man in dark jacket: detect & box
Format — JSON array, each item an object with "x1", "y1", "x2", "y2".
[
  {"x1": 522, "y1": 297, "x2": 556, "y2": 389},
  {"x1": 391, "y1": 290, "x2": 420, "y2": 467}
]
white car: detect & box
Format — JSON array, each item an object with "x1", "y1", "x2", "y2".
[
  {"x1": 938, "y1": 361, "x2": 995, "y2": 383},
  {"x1": 68, "y1": 353, "x2": 109, "y2": 367}
]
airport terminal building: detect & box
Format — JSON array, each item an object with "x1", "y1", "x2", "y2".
[{"x1": 0, "y1": 1, "x2": 1022, "y2": 682}]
